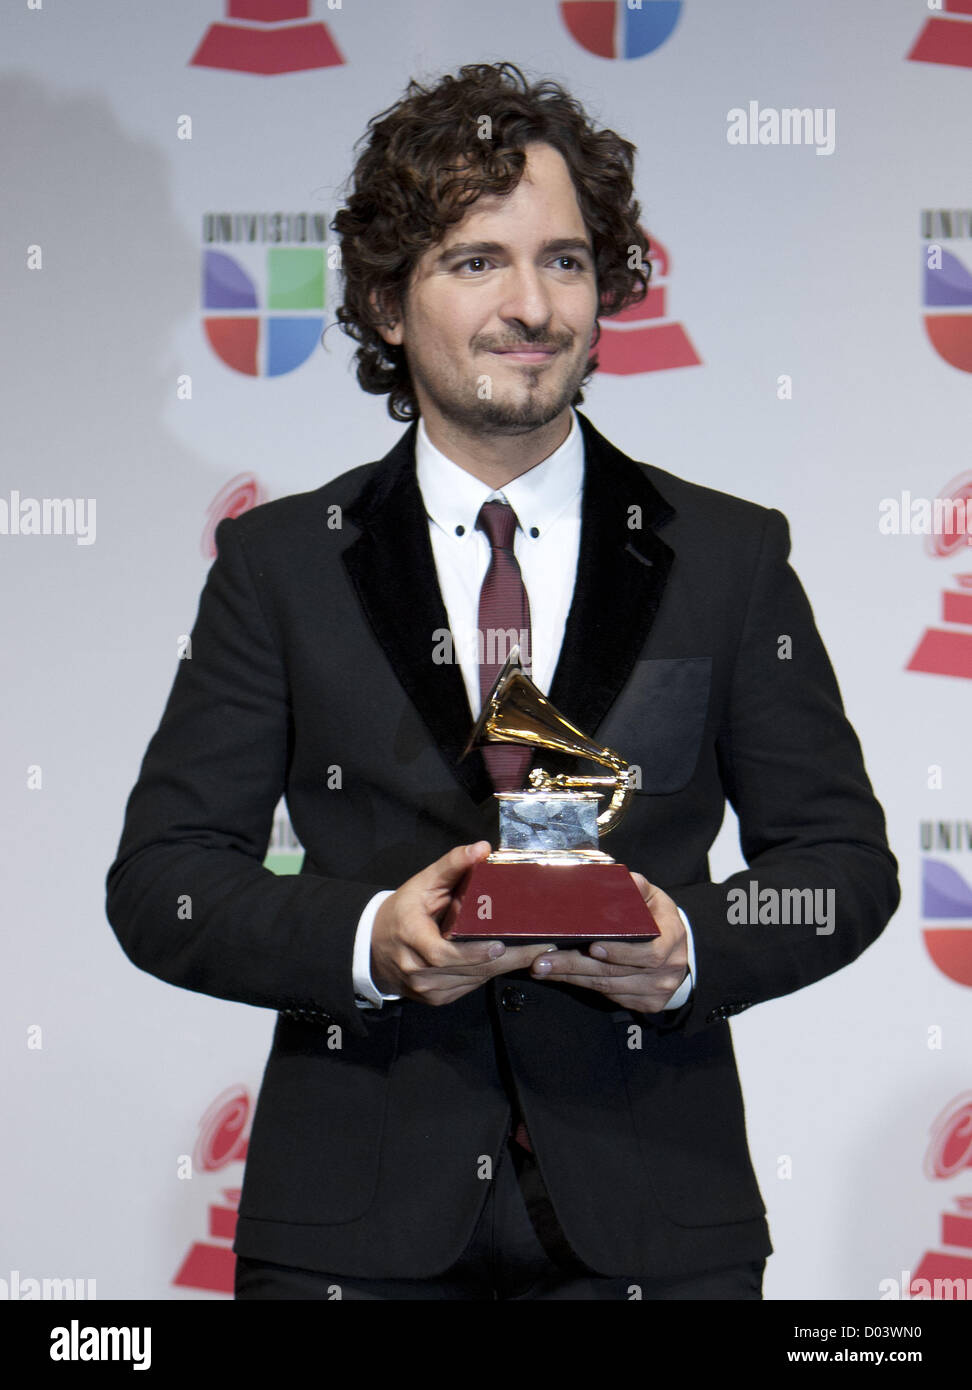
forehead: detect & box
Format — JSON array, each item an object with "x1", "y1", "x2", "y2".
[{"x1": 436, "y1": 142, "x2": 588, "y2": 248}]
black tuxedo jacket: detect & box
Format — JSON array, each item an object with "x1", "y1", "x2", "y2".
[{"x1": 106, "y1": 411, "x2": 899, "y2": 1280}]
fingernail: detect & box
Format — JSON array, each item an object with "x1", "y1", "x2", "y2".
[
  {"x1": 533, "y1": 958, "x2": 552, "y2": 974},
  {"x1": 590, "y1": 944, "x2": 608, "y2": 958},
  {"x1": 487, "y1": 943, "x2": 505, "y2": 959}
]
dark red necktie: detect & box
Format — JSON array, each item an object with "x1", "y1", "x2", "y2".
[
  {"x1": 476, "y1": 500, "x2": 534, "y2": 793},
  {"x1": 476, "y1": 499, "x2": 535, "y2": 1153}
]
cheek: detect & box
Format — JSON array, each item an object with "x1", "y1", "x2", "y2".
[{"x1": 563, "y1": 297, "x2": 599, "y2": 340}]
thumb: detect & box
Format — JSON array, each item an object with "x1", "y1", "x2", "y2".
[
  {"x1": 420, "y1": 840, "x2": 492, "y2": 892},
  {"x1": 630, "y1": 871, "x2": 651, "y2": 900}
]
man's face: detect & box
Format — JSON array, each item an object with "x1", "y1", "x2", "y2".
[{"x1": 378, "y1": 142, "x2": 599, "y2": 437}]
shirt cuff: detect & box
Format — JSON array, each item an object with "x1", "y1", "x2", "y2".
[
  {"x1": 352, "y1": 890, "x2": 401, "y2": 1009},
  {"x1": 663, "y1": 907, "x2": 696, "y2": 1010}
]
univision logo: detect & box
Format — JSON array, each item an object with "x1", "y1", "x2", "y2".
[
  {"x1": 922, "y1": 209, "x2": 972, "y2": 374},
  {"x1": 921, "y1": 852, "x2": 972, "y2": 987},
  {"x1": 202, "y1": 212, "x2": 327, "y2": 377},
  {"x1": 559, "y1": 0, "x2": 682, "y2": 60}
]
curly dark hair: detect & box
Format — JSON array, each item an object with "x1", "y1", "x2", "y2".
[{"x1": 331, "y1": 62, "x2": 651, "y2": 421}]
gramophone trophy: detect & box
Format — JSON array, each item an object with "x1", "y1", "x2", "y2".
[{"x1": 441, "y1": 649, "x2": 660, "y2": 944}]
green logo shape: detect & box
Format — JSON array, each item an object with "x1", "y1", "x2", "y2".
[
  {"x1": 267, "y1": 248, "x2": 324, "y2": 310},
  {"x1": 263, "y1": 849, "x2": 304, "y2": 876}
]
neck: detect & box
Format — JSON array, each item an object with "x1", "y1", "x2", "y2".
[{"x1": 420, "y1": 410, "x2": 572, "y2": 489}]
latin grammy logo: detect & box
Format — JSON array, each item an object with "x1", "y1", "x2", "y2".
[
  {"x1": 907, "y1": 472, "x2": 972, "y2": 680},
  {"x1": 190, "y1": 0, "x2": 344, "y2": 76}
]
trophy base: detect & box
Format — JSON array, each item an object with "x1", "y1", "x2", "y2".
[{"x1": 440, "y1": 861, "x2": 660, "y2": 944}]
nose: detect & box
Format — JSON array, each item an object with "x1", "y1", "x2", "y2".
[{"x1": 497, "y1": 264, "x2": 553, "y2": 335}]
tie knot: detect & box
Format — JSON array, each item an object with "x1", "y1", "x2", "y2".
[{"x1": 476, "y1": 499, "x2": 519, "y2": 551}]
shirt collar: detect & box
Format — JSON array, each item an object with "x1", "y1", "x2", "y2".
[{"x1": 415, "y1": 408, "x2": 584, "y2": 543}]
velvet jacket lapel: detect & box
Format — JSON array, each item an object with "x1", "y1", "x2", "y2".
[
  {"x1": 341, "y1": 411, "x2": 676, "y2": 808},
  {"x1": 548, "y1": 411, "x2": 676, "y2": 737}
]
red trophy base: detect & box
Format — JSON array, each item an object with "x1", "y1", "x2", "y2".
[{"x1": 440, "y1": 861, "x2": 660, "y2": 944}]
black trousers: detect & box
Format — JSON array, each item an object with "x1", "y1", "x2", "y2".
[{"x1": 235, "y1": 1137, "x2": 765, "y2": 1301}]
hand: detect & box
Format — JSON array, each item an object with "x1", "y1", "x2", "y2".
[
  {"x1": 529, "y1": 874, "x2": 689, "y2": 1013},
  {"x1": 371, "y1": 841, "x2": 558, "y2": 1006}
]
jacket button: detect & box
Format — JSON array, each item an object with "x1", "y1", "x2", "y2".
[
  {"x1": 501, "y1": 986, "x2": 526, "y2": 1013},
  {"x1": 706, "y1": 1001, "x2": 752, "y2": 1023}
]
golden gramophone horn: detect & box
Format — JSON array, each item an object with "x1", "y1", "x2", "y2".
[{"x1": 463, "y1": 647, "x2": 634, "y2": 835}]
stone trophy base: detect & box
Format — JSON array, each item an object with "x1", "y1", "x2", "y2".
[{"x1": 440, "y1": 860, "x2": 661, "y2": 944}]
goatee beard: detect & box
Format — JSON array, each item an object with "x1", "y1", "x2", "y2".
[{"x1": 417, "y1": 356, "x2": 591, "y2": 437}]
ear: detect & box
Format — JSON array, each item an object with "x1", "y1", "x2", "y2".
[{"x1": 369, "y1": 289, "x2": 404, "y2": 346}]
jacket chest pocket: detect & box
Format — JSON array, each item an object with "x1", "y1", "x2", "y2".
[{"x1": 595, "y1": 656, "x2": 712, "y2": 795}]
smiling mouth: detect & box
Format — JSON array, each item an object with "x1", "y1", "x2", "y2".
[{"x1": 489, "y1": 347, "x2": 558, "y2": 362}]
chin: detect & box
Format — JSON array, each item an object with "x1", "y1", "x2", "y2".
[{"x1": 473, "y1": 400, "x2": 569, "y2": 434}]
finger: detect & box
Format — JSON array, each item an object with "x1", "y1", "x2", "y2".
[
  {"x1": 381, "y1": 894, "x2": 491, "y2": 970},
  {"x1": 405, "y1": 967, "x2": 480, "y2": 997},
  {"x1": 416, "y1": 840, "x2": 492, "y2": 896},
  {"x1": 637, "y1": 879, "x2": 683, "y2": 920},
  {"x1": 489, "y1": 943, "x2": 559, "y2": 973},
  {"x1": 539, "y1": 970, "x2": 642, "y2": 993},
  {"x1": 532, "y1": 949, "x2": 635, "y2": 979},
  {"x1": 427, "y1": 940, "x2": 557, "y2": 975},
  {"x1": 535, "y1": 969, "x2": 682, "y2": 1005},
  {"x1": 406, "y1": 950, "x2": 550, "y2": 997},
  {"x1": 628, "y1": 873, "x2": 683, "y2": 917},
  {"x1": 586, "y1": 938, "x2": 670, "y2": 966},
  {"x1": 406, "y1": 916, "x2": 509, "y2": 969}
]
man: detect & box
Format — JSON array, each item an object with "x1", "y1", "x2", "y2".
[{"x1": 106, "y1": 63, "x2": 899, "y2": 1300}]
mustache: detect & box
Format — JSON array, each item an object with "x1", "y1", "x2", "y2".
[{"x1": 481, "y1": 333, "x2": 571, "y2": 352}]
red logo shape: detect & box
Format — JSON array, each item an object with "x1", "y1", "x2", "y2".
[
  {"x1": 923, "y1": 928, "x2": 972, "y2": 986},
  {"x1": 202, "y1": 473, "x2": 269, "y2": 560},
  {"x1": 921, "y1": 858, "x2": 972, "y2": 986},
  {"x1": 203, "y1": 319, "x2": 259, "y2": 377},
  {"x1": 561, "y1": 1, "x2": 615, "y2": 58},
  {"x1": 911, "y1": 1095, "x2": 972, "y2": 1295},
  {"x1": 924, "y1": 315, "x2": 972, "y2": 373},
  {"x1": 172, "y1": 1086, "x2": 251, "y2": 1295},
  {"x1": 598, "y1": 236, "x2": 701, "y2": 375},
  {"x1": 190, "y1": 1, "x2": 344, "y2": 75},
  {"x1": 911, "y1": 1214, "x2": 972, "y2": 1294},
  {"x1": 925, "y1": 1094, "x2": 972, "y2": 1180},
  {"x1": 907, "y1": 2, "x2": 972, "y2": 71},
  {"x1": 907, "y1": 472, "x2": 972, "y2": 679}
]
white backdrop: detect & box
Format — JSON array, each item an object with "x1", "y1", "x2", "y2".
[{"x1": 2, "y1": 0, "x2": 971, "y2": 1301}]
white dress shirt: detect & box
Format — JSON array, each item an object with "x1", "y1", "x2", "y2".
[{"x1": 351, "y1": 408, "x2": 695, "y2": 1010}]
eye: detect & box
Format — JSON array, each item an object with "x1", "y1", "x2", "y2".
[
  {"x1": 553, "y1": 255, "x2": 584, "y2": 271},
  {"x1": 458, "y1": 256, "x2": 492, "y2": 273}
]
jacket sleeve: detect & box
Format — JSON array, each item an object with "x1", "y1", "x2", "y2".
[
  {"x1": 659, "y1": 507, "x2": 900, "y2": 1036},
  {"x1": 105, "y1": 514, "x2": 378, "y2": 1038}
]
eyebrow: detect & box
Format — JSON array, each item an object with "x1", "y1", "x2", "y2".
[{"x1": 435, "y1": 238, "x2": 594, "y2": 264}]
